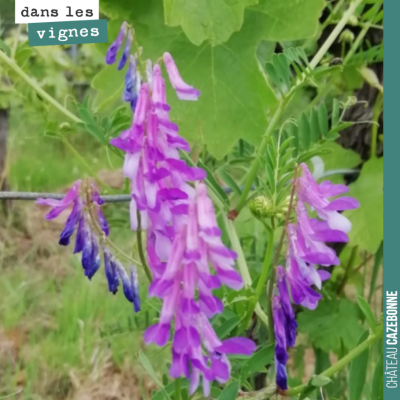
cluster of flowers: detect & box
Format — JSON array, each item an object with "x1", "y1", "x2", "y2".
[
  {"x1": 273, "y1": 163, "x2": 360, "y2": 390},
  {"x1": 106, "y1": 23, "x2": 256, "y2": 395},
  {"x1": 37, "y1": 180, "x2": 140, "y2": 312}
]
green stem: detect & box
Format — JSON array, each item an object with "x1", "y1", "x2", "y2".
[
  {"x1": 174, "y1": 378, "x2": 181, "y2": 400},
  {"x1": 309, "y1": 0, "x2": 364, "y2": 70},
  {"x1": 223, "y1": 215, "x2": 270, "y2": 328},
  {"x1": 285, "y1": 325, "x2": 383, "y2": 397},
  {"x1": 255, "y1": 227, "x2": 276, "y2": 299},
  {"x1": 337, "y1": 245, "x2": 358, "y2": 295},
  {"x1": 240, "y1": 325, "x2": 383, "y2": 399},
  {"x1": 84, "y1": 182, "x2": 142, "y2": 268},
  {"x1": 0, "y1": 49, "x2": 81, "y2": 123},
  {"x1": 370, "y1": 92, "x2": 383, "y2": 159},
  {"x1": 136, "y1": 210, "x2": 153, "y2": 282}
]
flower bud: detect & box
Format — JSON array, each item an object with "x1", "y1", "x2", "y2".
[
  {"x1": 339, "y1": 29, "x2": 355, "y2": 43},
  {"x1": 348, "y1": 15, "x2": 358, "y2": 26},
  {"x1": 248, "y1": 195, "x2": 273, "y2": 219}
]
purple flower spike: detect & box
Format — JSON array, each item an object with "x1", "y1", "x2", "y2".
[
  {"x1": 106, "y1": 22, "x2": 127, "y2": 65},
  {"x1": 37, "y1": 181, "x2": 138, "y2": 309},
  {"x1": 163, "y1": 52, "x2": 200, "y2": 101},
  {"x1": 144, "y1": 183, "x2": 255, "y2": 390}
]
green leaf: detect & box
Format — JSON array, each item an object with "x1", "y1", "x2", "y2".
[
  {"x1": 164, "y1": 0, "x2": 258, "y2": 46},
  {"x1": 217, "y1": 167, "x2": 242, "y2": 196},
  {"x1": 357, "y1": 296, "x2": 378, "y2": 332},
  {"x1": 197, "y1": 160, "x2": 230, "y2": 206},
  {"x1": 349, "y1": 330, "x2": 370, "y2": 400},
  {"x1": 311, "y1": 375, "x2": 331, "y2": 387},
  {"x1": 240, "y1": 345, "x2": 274, "y2": 381},
  {"x1": 217, "y1": 381, "x2": 240, "y2": 400},
  {"x1": 298, "y1": 113, "x2": 311, "y2": 150},
  {"x1": 331, "y1": 99, "x2": 340, "y2": 128},
  {"x1": 297, "y1": 298, "x2": 363, "y2": 354},
  {"x1": 309, "y1": 107, "x2": 320, "y2": 144},
  {"x1": 138, "y1": 350, "x2": 172, "y2": 400},
  {"x1": 318, "y1": 103, "x2": 329, "y2": 137},
  {"x1": 344, "y1": 158, "x2": 383, "y2": 253},
  {"x1": 214, "y1": 316, "x2": 240, "y2": 339},
  {"x1": 98, "y1": 0, "x2": 324, "y2": 159},
  {"x1": 371, "y1": 353, "x2": 384, "y2": 400}
]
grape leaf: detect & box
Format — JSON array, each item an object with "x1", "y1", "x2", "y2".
[
  {"x1": 98, "y1": 0, "x2": 325, "y2": 159},
  {"x1": 164, "y1": 0, "x2": 258, "y2": 46},
  {"x1": 344, "y1": 158, "x2": 383, "y2": 253},
  {"x1": 297, "y1": 298, "x2": 363, "y2": 354},
  {"x1": 246, "y1": 0, "x2": 325, "y2": 41}
]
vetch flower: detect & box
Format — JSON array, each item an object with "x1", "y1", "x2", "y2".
[
  {"x1": 297, "y1": 163, "x2": 359, "y2": 234},
  {"x1": 106, "y1": 22, "x2": 127, "y2": 65},
  {"x1": 37, "y1": 181, "x2": 141, "y2": 311},
  {"x1": 272, "y1": 267, "x2": 297, "y2": 391},
  {"x1": 143, "y1": 183, "x2": 255, "y2": 395},
  {"x1": 118, "y1": 29, "x2": 133, "y2": 71},
  {"x1": 163, "y1": 52, "x2": 201, "y2": 101},
  {"x1": 272, "y1": 165, "x2": 359, "y2": 390},
  {"x1": 110, "y1": 59, "x2": 205, "y2": 274}
]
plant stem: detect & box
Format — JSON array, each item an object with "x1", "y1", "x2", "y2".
[
  {"x1": 285, "y1": 325, "x2": 383, "y2": 397},
  {"x1": 223, "y1": 215, "x2": 270, "y2": 328},
  {"x1": 309, "y1": 0, "x2": 364, "y2": 70},
  {"x1": 255, "y1": 227, "x2": 276, "y2": 300},
  {"x1": 174, "y1": 378, "x2": 181, "y2": 400},
  {"x1": 84, "y1": 182, "x2": 143, "y2": 268},
  {"x1": 136, "y1": 210, "x2": 153, "y2": 282},
  {"x1": 0, "y1": 49, "x2": 81, "y2": 123},
  {"x1": 239, "y1": 325, "x2": 383, "y2": 399},
  {"x1": 337, "y1": 245, "x2": 359, "y2": 295},
  {"x1": 370, "y1": 92, "x2": 383, "y2": 159}
]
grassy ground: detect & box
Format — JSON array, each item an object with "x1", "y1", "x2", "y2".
[{"x1": 0, "y1": 106, "x2": 169, "y2": 399}]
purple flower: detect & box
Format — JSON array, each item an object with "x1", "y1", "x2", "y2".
[
  {"x1": 117, "y1": 29, "x2": 133, "y2": 71},
  {"x1": 37, "y1": 181, "x2": 140, "y2": 311},
  {"x1": 163, "y1": 52, "x2": 201, "y2": 101},
  {"x1": 117, "y1": 264, "x2": 141, "y2": 312},
  {"x1": 106, "y1": 22, "x2": 127, "y2": 65},
  {"x1": 297, "y1": 163, "x2": 359, "y2": 234},
  {"x1": 123, "y1": 55, "x2": 140, "y2": 111},
  {"x1": 103, "y1": 245, "x2": 120, "y2": 294},
  {"x1": 144, "y1": 183, "x2": 255, "y2": 394},
  {"x1": 271, "y1": 165, "x2": 359, "y2": 390},
  {"x1": 110, "y1": 62, "x2": 204, "y2": 261}
]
